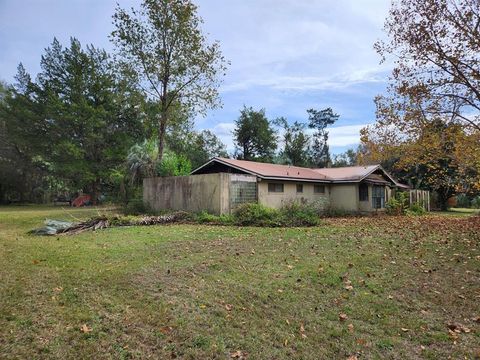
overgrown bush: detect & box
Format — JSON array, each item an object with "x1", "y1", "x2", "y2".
[
  {"x1": 232, "y1": 202, "x2": 321, "y2": 227},
  {"x1": 386, "y1": 191, "x2": 409, "y2": 215},
  {"x1": 123, "y1": 198, "x2": 149, "y2": 215},
  {"x1": 279, "y1": 201, "x2": 321, "y2": 226},
  {"x1": 233, "y1": 203, "x2": 282, "y2": 226},
  {"x1": 405, "y1": 201, "x2": 427, "y2": 216}
]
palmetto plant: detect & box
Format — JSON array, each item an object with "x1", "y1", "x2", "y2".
[{"x1": 126, "y1": 139, "x2": 158, "y2": 185}]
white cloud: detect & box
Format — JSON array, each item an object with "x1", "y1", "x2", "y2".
[
  {"x1": 328, "y1": 124, "x2": 367, "y2": 147},
  {"x1": 198, "y1": 0, "x2": 392, "y2": 95}
]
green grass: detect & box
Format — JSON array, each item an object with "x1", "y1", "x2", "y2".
[
  {"x1": 0, "y1": 206, "x2": 479, "y2": 359},
  {"x1": 435, "y1": 207, "x2": 480, "y2": 216}
]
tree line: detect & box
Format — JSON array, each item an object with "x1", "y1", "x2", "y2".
[
  {"x1": 1, "y1": 0, "x2": 479, "y2": 210},
  {"x1": 0, "y1": 0, "x2": 350, "y2": 204}
]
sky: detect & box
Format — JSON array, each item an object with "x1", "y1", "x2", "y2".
[{"x1": 0, "y1": 0, "x2": 393, "y2": 155}]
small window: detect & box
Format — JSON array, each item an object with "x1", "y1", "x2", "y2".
[
  {"x1": 359, "y1": 183, "x2": 368, "y2": 201},
  {"x1": 296, "y1": 184, "x2": 303, "y2": 193},
  {"x1": 314, "y1": 184, "x2": 325, "y2": 194},
  {"x1": 268, "y1": 183, "x2": 284, "y2": 193}
]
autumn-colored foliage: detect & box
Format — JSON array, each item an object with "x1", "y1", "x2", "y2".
[{"x1": 361, "y1": 0, "x2": 480, "y2": 209}]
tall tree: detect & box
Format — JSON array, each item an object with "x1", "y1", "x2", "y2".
[
  {"x1": 233, "y1": 106, "x2": 277, "y2": 162},
  {"x1": 111, "y1": 0, "x2": 228, "y2": 163},
  {"x1": 32, "y1": 38, "x2": 144, "y2": 202},
  {"x1": 274, "y1": 117, "x2": 311, "y2": 166},
  {"x1": 360, "y1": 118, "x2": 477, "y2": 209},
  {"x1": 375, "y1": 0, "x2": 480, "y2": 131},
  {"x1": 0, "y1": 70, "x2": 50, "y2": 203},
  {"x1": 307, "y1": 108, "x2": 339, "y2": 168},
  {"x1": 365, "y1": 0, "x2": 480, "y2": 209}
]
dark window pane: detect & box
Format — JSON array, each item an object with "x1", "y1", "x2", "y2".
[
  {"x1": 268, "y1": 183, "x2": 284, "y2": 193},
  {"x1": 372, "y1": 185, "x2": 385, "y2": 208},
  {"x1": 296, "y1": 184, "x2": 303, "y2": 193},
  {"x1": 314, "y1": 184, "x2": 325, "y2": 194},
  {"x1": 359, "y1": 183, "x2": 369, "y2": 201}
]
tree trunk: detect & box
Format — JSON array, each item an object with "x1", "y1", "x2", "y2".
[
  {"x1": 91, "y1": 178, "x2": 99, "y2": 205},
  {"x1": 157, "y1": 108, "x2": 168, "y2": 164},
  {"x1": 437, "y1": 188, "x2": 451, "y2": 211},
  {"x1": 0, "y1": 183, "x2": 5, "y2": 205}
]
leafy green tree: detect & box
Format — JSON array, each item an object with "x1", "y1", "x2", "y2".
[
  {"x1": 274, "y1": 117, "x2": 311, "y2": 166},
  {"x1": 307, "y1": 108, "x2": 339, "y2": 168},
  {"x1": 0, "y1": 71, "x2": 50, "y2": 203},
  {"x1": 233, "y1": 106, "x2": 277, "y2": 162},
  {"x1": 331, "y1": 148, "x2": 359, "y2": 167},
  {"x1": 111, "y1": 0, "x2": 228, "y2": 163},
  {"x1": 156, "y1": 150, "x2": 191, "y2": 177},
  {"x1": 33, "y1": 38, "x2": 144, "y2": 202},
  {"x1": 166, "y1": 117, "x2": 228, "y2": 169}
]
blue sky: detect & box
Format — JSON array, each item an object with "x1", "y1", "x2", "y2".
[{"x1": 0, "y1": 0, "x2": 392, "y2": 154}]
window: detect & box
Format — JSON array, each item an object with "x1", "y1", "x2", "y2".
[
  {"x1": 372, "y1": 185, "x2": 385, "y2": 209},
  {"x1": 359, "y1": 183, "x2": 369, "y2": 201},
  {"x1": 314, "y1": 184, "x2": 325, "y2": 194},
  {"x1": 268, "y1": 183, "x2": 284, "y2": 193},
  {"x1": 296, "y1": 184, "x2": 303, "y2": 193}
]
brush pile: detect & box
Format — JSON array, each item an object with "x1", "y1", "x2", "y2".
[{"x1": 30, "y1": 211, "x2": 190, "y2": 236}]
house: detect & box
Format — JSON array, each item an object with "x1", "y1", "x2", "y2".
[{"x1": 143, "y1": 157, "x2": 410, "y2": 215}]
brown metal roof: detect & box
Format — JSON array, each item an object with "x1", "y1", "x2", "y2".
[
  {"x1": 192, "y1": 157, "x2": 408, "y2": 187},
  {"x1": 199, "y1": 157, "x2": 330, "y2": 182},
  {"x1": 312, "y1": 165, "x2": 380, "y2": 182}
]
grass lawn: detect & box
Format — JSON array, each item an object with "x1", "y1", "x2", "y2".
[{"x1": 0, "y1": 206, "x2": 479, "y2": 359}]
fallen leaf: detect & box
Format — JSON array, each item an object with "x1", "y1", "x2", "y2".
[
  {"x1": 347, "y1": 355, "x2": 358, "y2": 360},
  {"x1": 80, "y1": 324, "x2": 92, "y2": 333},
  {"x1": 348, "y1": 323, "x2": 354, "y2": 333},
  {"x1": 225, "y1": 304, "x2": 233, "y2": 311},
  {"x1": 339, "y1": 313, "x2": 348, "y2": 321},
  {"x1": 159, "y1": 326, "x2": 173, "y2": 334},
  {"x1": 230, "y1": 350, "x2": 247, "y2": 359}
]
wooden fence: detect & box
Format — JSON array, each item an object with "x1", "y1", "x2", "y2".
[{"x1": 409, "y1": 189, "x2": 430, "y2": 211}]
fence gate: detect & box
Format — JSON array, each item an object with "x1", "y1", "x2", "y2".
[{"x1": 409, "y1": 189, "x2": 430, "y2": 211}]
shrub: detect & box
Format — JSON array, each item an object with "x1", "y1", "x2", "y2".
[
  {"x1": 233, "y1": 203, "x2": 281, "y2": 227},
  {"x1": 232, "y1": 202, "x2": 321, "y2": 227},
  {"x1": 123, "y1": 198, "x2": 149, "y2": 215},
  {"x1": 386, "y1": 191, "x2": 409, "y2": 215},
  {"x1": 405, "y1": 201, "x2": 427, "y2": 216},
  {"x1": 279, "y1": 201, "x2": 321, "y2": 226}
]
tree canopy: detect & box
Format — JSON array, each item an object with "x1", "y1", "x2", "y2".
[
  {"x1": 0, "y1": 38, "x2": 146, "y2": 203},
  {"x1": 307, "y1": 108, "x2": 339, "y2": 168},
  {"x1": 233, "y1": 106, "x2": 277, "y2": 162},
  {"x1": 111, "y1": 0, "x2": 228, "y2": 162}
]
